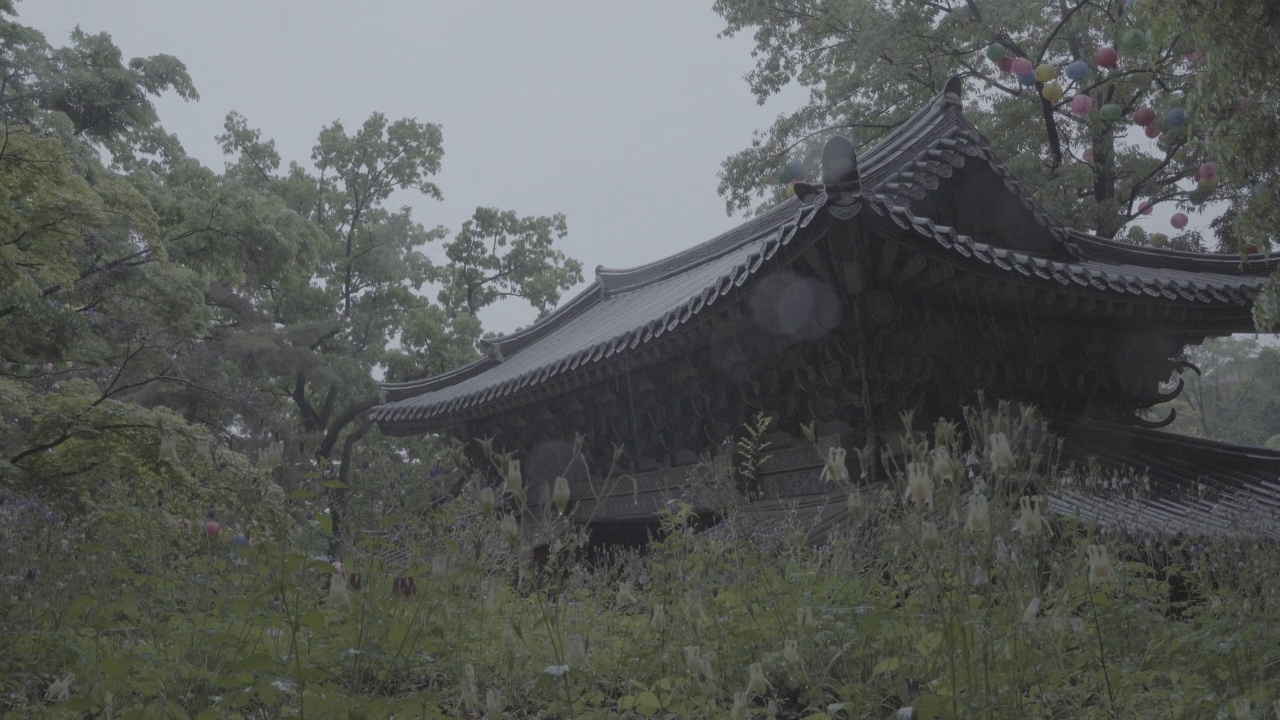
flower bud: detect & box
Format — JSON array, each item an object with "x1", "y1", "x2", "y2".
[
  {"x1": 616, "y1": 581, "x2": 638, "y2": 606},
  {"x1": 1023, "y1": 597, "x2": 1040, "y2": 626},
  {"x1": 847, "y1": 491, "x2": 866, "y2": 521},
  {"x1": 504, "y1": 459, "x2": 523, "y2": 498},
  {"x1": 782, "y1": 639, "x2": 800, "y2": 666},
  {"x1": 552, "y1": 476, "x2": 571, "y2": 515},
  {"x1": 567, "y1": 634, "x2": 588, "y2": 669},
  {"x1": 500, "y1": 515, "x2": 520, "y2": 547},
  {"x1": 920, "y1": 521, "x2": 940, "y2": 554},
  {"x1": 747, "y1": 662, "x2": 771, "y2": 695},
  {"x1": 477, "y1": 487, "x2": 496, "y2": 515}
]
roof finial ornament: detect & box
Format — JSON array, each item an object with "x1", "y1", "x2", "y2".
[
  {"x1": 792, "y1": 134, "x2": 860, "y2": 212},
  {"x1": 943, "y1": 75, "x2": 965, "y2": 106}
]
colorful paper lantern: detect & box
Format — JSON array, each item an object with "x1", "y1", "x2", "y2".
[
  {"x1": 1017, "y1": 72, "x2": 1037, "y2": 87},
  {"x1": 1199, "y1": 162, "x2": 1217, "y2": 181},
  {"x1": 1127, "y1": 225, "x2": 1145, "y2": 240},
  {"x1": 1072, "y1": 94, "x2": 1094, "y2": 115},
  {"x1": 1171, "y1": 213, "x2": 1189, "y2": 229},
  {"x1": 1166, "y1": 108, "x2": 1189, "y2": 127},
  {"x1": 1096, "y1": 47, "x2": 1118, "y2": 69},
  {"x1": 1065, "y1": 60, "x2": 1089, "y2": 82},
  {"x1": 1100, "y1": 103, "x2": 1122, "y2": 121},
  {"x1": 206, "y1": 520, "x2": 221, "y2": 537},
  {"x1": 1083, "y1": 148, "x2": 1094, "y2": 161},
  {"x1": 1041, "y1": 83, "x2": 1064, "y2": 103},
  {"x1": 1133, "y1": 107, "x2": 1156, "y2": 126},
  {"x1": 1121, "y1": 29, "x2": 1147, "y2": 53},
  {"x1": 997, "y1": 55, "x2": 1015, "y2": 73},
  {"x1": 1144, "y1": 124, "x2": 1160, "y2": 139},
  {"x1": 785, "y1": 159, "x2": 805, "y2": 179},
  {"x1": 785, "y1": 181, "x2": 797, "y2": 198},
  {"x1": 1150, "y1": 233, "x2": 1168, "y2": 247},
  {"x1": 1012, "y1": 57, "x2": 1033, "y2": 76},
  {"x1": 986, "y1": 43, "x2": 1007, "y2": 63},
  {"x1": 1034, "y1": 64, "x2": 1059, "y2": 82},
  {"x1": 1140, "y1": 201, "x2": 1153, "y2": 215},
  {"x1": 233, "y1": 533, "x2": 248, "y2": 546},
  {"x1": 1251, "y1": 180, "x2": 1269, "y2": 196}
]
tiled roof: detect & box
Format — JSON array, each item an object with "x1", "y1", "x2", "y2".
[{"x1": 374, "y1": 81, "x2": 1277, "y2": 429}]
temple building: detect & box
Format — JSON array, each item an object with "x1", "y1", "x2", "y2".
[{"x1": 373, "y1": 78, "x2": 1280, "y2": 541}]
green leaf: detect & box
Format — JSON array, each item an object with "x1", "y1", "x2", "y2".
[
  {"x1": 872, "y1": 656, "x2": 901, "y2": 676},
  {"x1": 634, "y1": 690, "x2": 661, "y2": 716},
  {"x1": 229, "y1": 653, "x2": 278, "y2": 673}
]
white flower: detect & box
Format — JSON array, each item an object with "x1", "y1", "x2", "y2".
[
  {"x1": 965, "y1": 493, "x2": 990, "y2": 534},
  {"x1": 194, "y1": 440, "x2": 212, "y2": 463},
  {"x1": 730, "y1": 692, "x2": 750, "y2": 720},
  {"x1": 485, "y1": 688, "x2": 504, "y2": 718},
  {"x1": 270, "y1": 678, "x2": 295, "y2": 693},
  {"x1": 847, "y1": 491, "x2": 866, "y2": 521},
  {"x1": 1232, "y1": 698, "x2": 1251, "y2": 720},
  {"x1": 782, "y1": 639, "x2": 800, "y2": 666},
  {"x1": 44, "y1": 674, "x2": 73, "y2": 702},
  {"x1": 545, "y1": 664, "x2": 570, "y2": 678},
  {"x1": 747, "y1": 662, "x2": 772, "y2": 695},
  {"x1": 477, "y1": 487, "x2": 496, "y2": 515},
  {"x1": 327, "y1": 574, "x2": 350, "y2": 607},
  {"x1": 651, "y1": 603, "x2": 668, "y2": 628},
  {"x1": 1087, "y1": 544, "x2": 1115, "y2": 584},
  {"x1": 896, "y1": 707, "x2": 915, "y2": 719},
  {"x1": 552, "y1": 476, "x2": 571, "y2": 514},
  {"x1": 987, "y1": 432, "x2": 1015, "y2": 474},
  {"x1": 819, "y1": 447, "x2": 849, "y2": 484},
  {"x1": 796, "y1": 605, "x2": 816, "y2": 631},
  {"x1": 500, "y1": 516, "x2": 520, "y2": 547},
  {"x1": 567, "y1": 634, "x2": 589, "y2": 669},
  {"x1": 930, "y1": 446, "x2": 963, "y2": 485},
  {"x1": 461, "y1": 664, "x2": 478, "y2": 710},
  {"x1": 616, "y1": 581, "x2": 638, "y2": 606},
  {"x1": 1023, "y1": 597, "x2": 1040, "y2": 626},
  {"x1": 503, "y1": 459, "x2": 523, "y2": 498},
  {"x1": 1012, "y1": 496, "x2": 1047, "y2": 536},
  {"x1": 903, "y1": 462, "x2": 934, "y2": 506}
]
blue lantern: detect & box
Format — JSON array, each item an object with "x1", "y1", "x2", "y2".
[
  {"x1": 1017, "y1": 72, "x2": 1037, "y2": 86},
  {"x1": 1065, "y1": 60, "x2": 1088, "y2": 82},
  {"x1": 1166, "y1": 108, "x2": 1189, "y2": 128}
]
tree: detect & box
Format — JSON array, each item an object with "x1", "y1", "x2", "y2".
[
  {"x1": 1155, "y1": 337, "x2": 1280, "y2": 445},
  {"x1": 712, "y1": 0, "x2": 1276, "y2": 255}
]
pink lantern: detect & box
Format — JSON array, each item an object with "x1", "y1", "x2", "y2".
[
  {"x1": 1140, "y1": 201, "x2": 1152, "y2": 215},
  {"x1": 1171, "y1": 213, "x2": 1189, "y2": 229},
  {"x1": 1144, "y1": 125, "x2": 1159, "y2": 139},
  {"x1": 1012, "y1": 57, "x2": 1033, "y2": 76},
  {"x1": 1096, "y1": 47, "x2": 1119, "y2": 69},
  {"x1": 1083, "y1": 148, "x2": 1094, "y2": 161},
  {"x1": 1133, "y1": 107, "x2": 1156, "y2": 126},
  {"x1": 1072, "y1": 94, "x2": 1094, "y2": 115},
  {"x1": 1199, "y1": 162, "x2": 1217, "y2": 181},
  {"x1": 997, "y1": 55, "x2": 1015, "y2": 73}
]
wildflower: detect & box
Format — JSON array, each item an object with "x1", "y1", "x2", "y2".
[
  {"x1": 920, "y1": 521, "x2": 939, "y2": 555},
  {"x1": 485, "y1": 688, "x2": 503, "y2": 718},
  {"x1": 545, "y1": 664, "x2": 570, "y2": 678},
  {"x1": 194, "y1": 440, "x2": 212, "y2": 463},
  {"x1": 503, "y1": 459, "x2": 523, "y2": 498},
  {"x1": 847, "y1": 491, "x2": 866, "y2": 521},
  {"x1": 965, "y1": 493, "x2": 990, "y2": 534},
  {"x1": 987, "y1": 432, "x2": 1015, "y2": 474},
  {"x1": 460, "y1": 664, "x2": 479, "y2": 711},
  {"x1": 500, "y1": 516, "x2": 520, "y2": 547},
  {"x1": 747, "y1": 662, "x2": 772, "y2": 696},
  {"x1": 1232, "y1": 699, "x2": 1251, "y2": 720},
  {"x1": 45, "y1": 674, "x2": 73, "y2": 702},
  {"x1": 782, "y1": 639, "x2": 800, "y2": 666},
  {"x1": 896, "y1": 707, "x2": 915, "y2": 719},
  {"x1": 685, "y1": 591, "x2": 708, "y2": 627},
  {"x1": 1023, "y1": 597, "x2": 1040, "y2": 626},
  {"x1": 796, "y1": 606, "x2": 816, "y2": 631},
  {"x1": 327, "y1": 574, "x2": 350, "y2": 607},
  {"x1": 616, "y1": 581, "x2": 638, "y2": 606},
  {"x1": 1086, "y1": 544, "x2": 1115, "y2": 584},
  {"x1": 930, "y1": 446, "x2": 963, "y2": 485},
  {"x1": 552, "y1": 476, "x2": 571, "y2": 514},
  {"x1": 257, "y1": 440, "x2": 283, "y2": 472},
  {"x1": 567, "y1": 634, "x2": 589, "y2": 669},
  {"x1": 1012, "y1": 496, "x2": 1047, "y2": 536},
  {"x1": 819, "y1": 447, "x2": 849, "y2": 484},
  {"x1": 767, "y1": 700, "x2": 779, "y2": 720},
  {"x1": 651, "y1": 603, "x2": 668, "y2": 628},
  {"x1": 477, "y1": 487, "x2": 496, "y2": 515},
  {"x1": 730, "y1": 692, "x2": 750, "y2": 720},
  {"x1": 903, "y1": 462, "x2": 934, "y2": 506},
  {"x1": 158, "y1": 435, "x2": 179, "y2": 462}
]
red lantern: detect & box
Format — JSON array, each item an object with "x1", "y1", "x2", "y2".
[
  {"x1": 1083, "y1": 148, "x2": 1094, "y2": 161},
  {"x1": 1012, "y1": 57, "x2": 1033, "y2": 76},
  {"x1": 1144, "y1": 125, "x2": 1159, "y2": 139},
  {"x1": 1171, "y1": 213, "x2": 1189, "y2": 229},
  {"x1": 205, "y1": 520, "x2": 221, "y2": 537},
  {"x1": 997, "y1": 55, "x2": 1015, "y2": 73},
  {"x1": 1096, "y1": 47, "x2": 1119, "y2": 69},
  {"x1": 1133, "y1": 108, "x2": 1156, "y2": 126},
  {"x1": 1140, "y1": 201, "x2": 1152, "y2": 215}
]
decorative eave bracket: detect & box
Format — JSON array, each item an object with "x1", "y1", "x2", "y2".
[{"x1": 793, "y1": 135, "x2": 862, "y2": 220}]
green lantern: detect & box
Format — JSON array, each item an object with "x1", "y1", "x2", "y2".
[
  {"x1": 1121, "y1": 29, "x2": 1147, "y2": 53},
  {"x1": 1100, "y1": 103, "x2": 1123, "y2": 121},
  {"x1": 986, "y1": 43, "x2": 1007, "y2": 63}
]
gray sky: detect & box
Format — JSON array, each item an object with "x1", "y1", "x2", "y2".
[{"x1": 23, "y1": 0, "x2": 800, "y2": 332}]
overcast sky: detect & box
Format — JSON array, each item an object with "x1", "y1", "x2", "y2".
[{"x1": 22, "y1": 0, "x2": 802, "y2": 332}]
